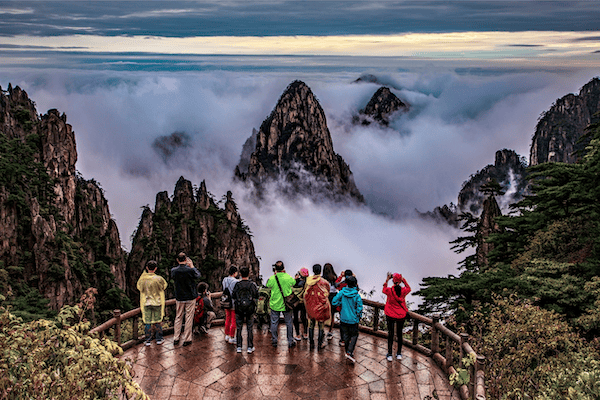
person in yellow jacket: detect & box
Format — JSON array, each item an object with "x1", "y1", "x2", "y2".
[{"x1": 137, "y1": 260, "x2": 168, "y2": 346}]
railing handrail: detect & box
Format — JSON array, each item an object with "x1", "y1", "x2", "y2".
[{"x1": 90, "y1": 293, "x2": 485, "y2": 400}]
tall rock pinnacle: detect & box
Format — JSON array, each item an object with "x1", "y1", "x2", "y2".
[{"x1": 235, "y1": 80, "x2": 364, "y2": 204}]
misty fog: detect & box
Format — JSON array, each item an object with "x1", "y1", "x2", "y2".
[{"x1": 2, "y1": 66, "x2": 596, "y2": 303}]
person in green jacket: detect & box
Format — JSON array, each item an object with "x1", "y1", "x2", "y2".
[
  {"x1": 266, "y1": 260, "x2": 296, "y2": 349},
  {"x1": 137, "y1": 260, "x2": 168, "y2": 346}
]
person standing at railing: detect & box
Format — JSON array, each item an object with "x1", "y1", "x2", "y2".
[
  {"x1": 222, "y1": 265, "x2": 239, "y2": 345},
  {"x1": 383, "y1": 272, "x2": 411, "y2": 362},
  {"x1": 332, "y1": 275, "x2": 363, "y2": 363},
  {"x1": 137, "y1": 260, "x2": 168, "y2": 346},
  {"x1": 171, "y1": 252, "x2": 201, "y2": 347},
  {"x1": 304, "y1": 264, "x2": 331, "y2": 349}
]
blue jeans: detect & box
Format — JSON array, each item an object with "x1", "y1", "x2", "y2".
[
  {"x1": 145, "y1": 323, "x2": 163, "y2": 342},
  {"x1": 270, "y1": 309, "x2": 294, "y2": 346}
]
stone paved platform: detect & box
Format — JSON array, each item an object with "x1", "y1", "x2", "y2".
[{"x1": 123, "y1": 324, "x2": 461, "y2": 399}]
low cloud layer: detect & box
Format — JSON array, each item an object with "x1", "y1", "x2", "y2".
[{"x1": 2, "y1": 65, "x2": 596, "y2": 302}]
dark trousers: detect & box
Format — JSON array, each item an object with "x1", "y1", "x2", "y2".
[
  {"x1": 236, "y1": 312, "x2": 254, "y2": 348},
  {"x1": 340, "y1": 322, "x2": 359, "y2": 356},
  {"x1": 387, "y1": 316, "x2": 406, "y2": 355},
  {"x1": 293, "y1": 303, "x2": 308, "y2": 336}
]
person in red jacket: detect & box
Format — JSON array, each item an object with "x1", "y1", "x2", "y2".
[{"x1": 383, "y1": 272, "x2": 411, "y2": 362}]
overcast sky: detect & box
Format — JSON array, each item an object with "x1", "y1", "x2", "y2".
[{"x1": 1, "y1": 1, "x2": 599, "y2": 302}]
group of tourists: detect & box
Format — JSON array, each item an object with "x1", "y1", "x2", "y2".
[{"x1": 136, "y1": 253, "x2": 411, "y2": 364}]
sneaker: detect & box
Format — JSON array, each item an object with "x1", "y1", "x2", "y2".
[
  {"x1": 237, "y1": 347, "x2": 242, "y2": 353},
  {"x1": 229, "y1": 337, "x2": 237, "y2": 344},
  {"x1": 339, "y1": 341, "x2": 345, "y2": 346},
  {"x1": 200, "y1": 326, "x2": 208, "y2": 334},
  {"x1": 345, "y1": 353, "x2": 356, "y2": 363},
  {"x1": 288, "y1": 341, "x2": 297, "y2": 350},
  {"x1": 247, "y1": 347, "x2": 255, "y2": 354},
  {"x1": 272, "y1": 341, "x2": 278, "y2": 347},
  {"x1": 145, "y1": 341, "x2": 151, "y2": 346},
  {"x1": 156, "y1": 339, "x2": 164, "y2": 345},
  {"x1": 397, "y1": 354, "x2": 402, "y2": 360},
  {"x1": 225, "y1": 335, "x2": 230, "y2": 342},
  {"x1": 294, "y1": 335, "x2": 302, "y2": 341},
  {"x1": 303, "y1": 334, "x2": 309, "y2": 340},
  {"x1": 173, "y1": 339, "x2": 180, "y2": 345},
  {"x1": 326, "y1": 332, "x2": 333, "y2": 340},
  {"x1": 386, "y1": 354, "x2": 393, "y2": 362}
]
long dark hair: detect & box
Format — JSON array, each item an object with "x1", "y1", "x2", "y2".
[
  {"x1": 323, "y1": 263, "x2": 336, "y2": 284},
  {"x1": 394, "y1": 284, "x2": 402, "y2": 297}
]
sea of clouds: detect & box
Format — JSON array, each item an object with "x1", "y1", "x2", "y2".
[{"x1": 2, "y1": 65, "x2": 596, "y2": 303}]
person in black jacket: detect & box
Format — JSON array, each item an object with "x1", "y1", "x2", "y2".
[
  {"x1": 171, "y1": 252, "x2": 201, "y2": 346},
  {"x1": 232, "y1": 266, "x2": 259, "y2": 354}
]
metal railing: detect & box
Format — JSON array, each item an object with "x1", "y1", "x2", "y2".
[{"x1": 90, "y1": 294, "x2": 485, "y2": 400}]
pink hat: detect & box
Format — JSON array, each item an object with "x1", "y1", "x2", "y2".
[
  {"x1": 392, "y1": 273, "x2": 403, "y2": 284},
  {"x1": 299, "y1": 268, "x2": 309, "y2": 277}
]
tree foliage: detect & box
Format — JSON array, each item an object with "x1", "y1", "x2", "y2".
[{"x1": 0, "y1": 290, "x2": 148, "y2": 399}]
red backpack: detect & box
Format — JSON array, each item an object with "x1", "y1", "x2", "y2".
[{"x1": 194, "y1": 296, "x2": 205, "y2": 324}]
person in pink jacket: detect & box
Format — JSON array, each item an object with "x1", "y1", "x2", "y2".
[{"x1": 383, "y1": 272, "x2": 411, "y2": 362}]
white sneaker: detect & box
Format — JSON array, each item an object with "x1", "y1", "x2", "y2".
[
  {"x1": 345, "y1": 353, "x2": 356, "y2": 363},
  {"x1": 236, "y1": 347, "x2": 242, "y2": 353},
  {"x1": 145, "y1": 341, "x2": 151, "y2": 346},
  {"x1": 247, "y1": 347, "x2": 255, "y2": 354},
  {"x1": 156, "y1": 339, "x2": 164, "y2": 345},
  {"x1": 294, "y1": 335, "x2": 302, "y2": 341},
  {"x1": 387, "y1": 355, "x2": 393, "y2": 362},
  {"x1": 397, "y1": 354, "x2": 402, "y2": 360},
  {"x1": 225, "y1": 335, "x2": 230, "y2": 342},
  {"x1": 229, "y1": 337, "x2": 237, "y2": 344}
]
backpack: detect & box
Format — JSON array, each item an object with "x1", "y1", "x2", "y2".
[
  {"x1": 235, "y1": 285, "x2": 256, "y2": 315},
  {"x1": 256, "y1": 286, "x2": 271, "y2": 316},
  {"x1": 220, "y1": 287, "x2": 232, "y2": 309},
  {"x1": 194, "y1": 296, "x2": 205, "y2": 324}
]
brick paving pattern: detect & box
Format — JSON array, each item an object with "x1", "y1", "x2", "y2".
[{"x1": 123, "y1": 324, "x2": 461, "y2": 399}]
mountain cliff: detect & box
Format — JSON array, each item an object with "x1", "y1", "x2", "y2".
[
  {"x1": 235, "y1": 80, "x2": 364, "y2": 205},
  {"x1": 530, "y1": 77, "x2": 600, "y2": 165},
  {"x1": 0, "y1": 84, "x2": 127, "y2": 317},
  {"x1": 355, "y1": 86, "x2": 409, "y2": 126},
  {"x1": 127, "y1": 177, "x2": 259, "y2": 296}
]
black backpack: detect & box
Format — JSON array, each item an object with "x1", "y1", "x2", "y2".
[{"x1": 236, "y1": 285, "x2": 255, "y2": 315}]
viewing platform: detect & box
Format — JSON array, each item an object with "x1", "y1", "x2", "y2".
[{"x1": 123, "y1": 324, "x2": 460, "y2": 399}]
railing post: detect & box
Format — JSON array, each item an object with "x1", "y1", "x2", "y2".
[
  {"x1": 412, "y1": 318, "x2": 419, "y2": 345},
  {"x1": 475, "y1": 355, "x2": 486, "y2": 400},
  {"x1": 459, "y1": 333, "x2": 469, "y2": 368},
  {"x1": 373, "y1": 306, "x2": 380, "y2": 332},
  {"x1": 113, "y1": 309, "x2": 122, "y2": 346},
  {"x1": 431, "y1": 315, "x2": 440, "y2": 354},
  {"x1": 445, "y1": 335, "x2": 453, "y2": 371},
  {"x1": 132, "y1": 316, "x2": 139, "y2": 341}
]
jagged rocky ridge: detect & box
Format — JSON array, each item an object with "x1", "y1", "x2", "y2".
[
  {"x1": 354, "y1": 86, "x2": 409, "y2": 126},
  {"x1": 0, "y1": 84, "x2": 126, "y2": 312},
  {"x1": 531, "y1": 77, "x2": 600, "y2": 165},
  {"x1": 127, "y1": 177, "x2": 259, "y2": 297},
  {"x1": 235, "y1": 80, "x2": 364, "y2": 205}
]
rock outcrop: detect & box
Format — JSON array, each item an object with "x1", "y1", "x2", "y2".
[
  {"x1": 127, "y1": 178, "x2": 259, "y2": 297},
  {"x1": 355, "y1": 86, "x2": 409, "y2": 126},
  {"x1": 530, "y1": 77, "x2": 600, "y2": 165},
  {"x1": 476, "y1": 195, "x2": 503, "y2": 269},
  {"x1": 0, "y1": 84, "x2": 127, "y2": 313},
  {"x1": 235, "y1": 80, "x2": 364, "y2": 205}
]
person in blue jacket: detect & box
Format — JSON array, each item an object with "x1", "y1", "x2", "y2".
[{"x1": 332, "y1": 276, "x2": 363, "y2": 363}]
